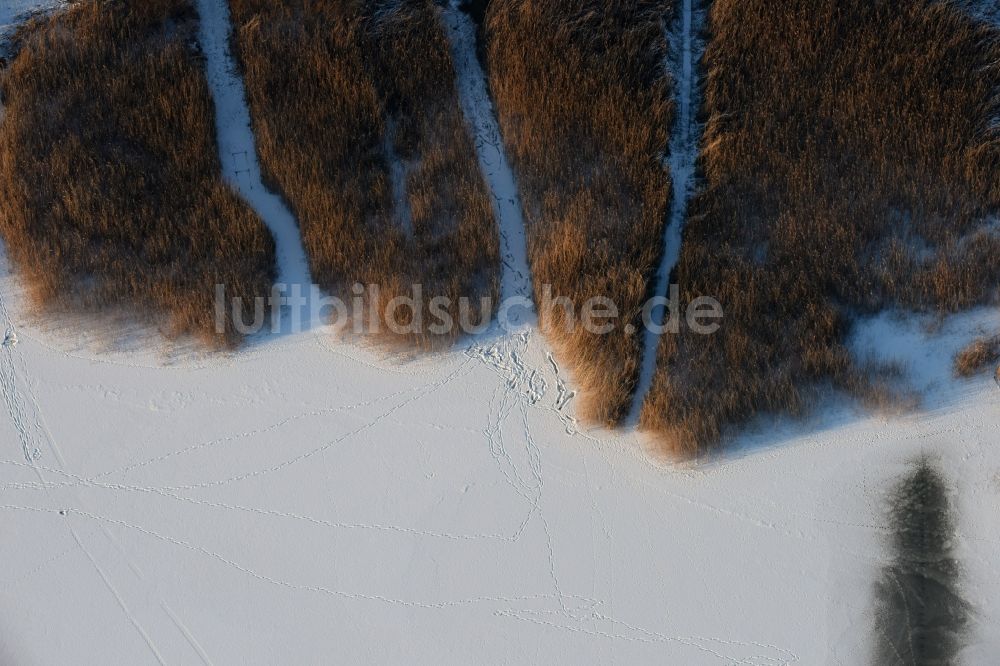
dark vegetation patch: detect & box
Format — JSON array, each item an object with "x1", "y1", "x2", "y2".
[
  {"x1": 954, "y1": 334, "x2": 1000, "y2": 378},
  {"x1": 458, "y1": 0, "x2": 491, "y2": 31},
  {"x1": 0, "y1": 0, "x2": 275, "y2": 347},
  {"x1": 641, "y1": 0, "x2": 1000, "y2": 456},
  {"x1": 457, "y1": 0, "x2": 491, "y2": 64},
  {"x1": 874, "y1": 459, "x2": 969, "y2": 665},
  {"x1": 483, "y1": 0, "x2": 673, "y2": 424},
  {"x1": 228, "y1": 0, "x2": 499, "y2": 349}
]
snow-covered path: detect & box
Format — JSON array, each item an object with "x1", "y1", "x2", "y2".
[
  {"x1": 195, "y1": 0, "x2": 321, "y2": 332},
  {"x1": 628, "y1": 0, "x2": 705, "y2": 423},
  {"x1": 441, "y1": 2, "x2": 534, "y2": 317}
]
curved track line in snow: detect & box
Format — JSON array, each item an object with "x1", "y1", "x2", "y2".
[
  {"x1": 195, "y1": 0, "x2": 322, "y2": 332},
  {"x1": 435, "y1": 9, "x2": 575, "y2": 604},
  {"x1": 0, "y1": 292, "x2": 215, "y2": 665},
  {"x1": 435, "y1": 11, "x2": 575, "y2": 603},
  {"x1": 441, "y1": 2, "x2": 534, "y2": 317},
  {"x1": 0, "y1": 502, "x2": 799, "y2": 662},
  {"x1": 627, "y1": 0, "x2": 706, "y2": 424}
]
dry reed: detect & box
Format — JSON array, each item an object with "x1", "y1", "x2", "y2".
[
  {"x1": 0, "y1": 0, "x2": 275, "y2": 346},
  {"x1": 641, "y1": 0, "x2": 1000, "y2": 456},
  {"x1": 228, "y1": 0, "x2": 500, "y2": 349}
]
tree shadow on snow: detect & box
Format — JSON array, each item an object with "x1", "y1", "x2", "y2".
[{"x1": 872, "y1": 458, "x2": 970, "y2": 665}]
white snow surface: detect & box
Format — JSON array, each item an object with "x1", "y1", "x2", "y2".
[{"x1": 2, "y1": 247, "x2": 1000, "y2": 663}]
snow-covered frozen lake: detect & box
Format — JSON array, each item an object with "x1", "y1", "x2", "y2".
[{"x1": 2, "y1": 250, "x2": 999, "y2": 663}]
